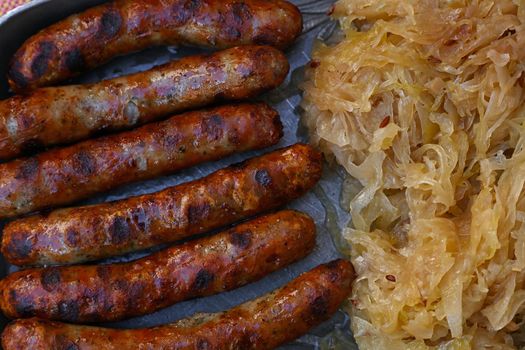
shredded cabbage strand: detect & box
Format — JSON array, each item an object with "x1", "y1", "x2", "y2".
[{"x1": 301, "y1": 0, "x2": 525, "y2": 348}]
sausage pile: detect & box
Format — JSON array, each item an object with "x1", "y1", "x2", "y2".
[{"x1": 0, "y1": 1, "x2": 356, "y2": 349}]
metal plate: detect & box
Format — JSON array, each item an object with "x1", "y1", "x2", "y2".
[{"x1": 0, "y1": 1, "x2": 358, "y2": 348}]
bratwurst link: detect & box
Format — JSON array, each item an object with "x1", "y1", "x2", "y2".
[
  {"x1": 1, "y1": 143, "x2": 322, "y2": 266},
  {"x1": 0, "y1": 210, "x2": 316, "y2": 323},
  {"x1": 8, "y1": 0, "x2": 302, "y2": 92},
  {"x1": 0, "y1": 259, "x2": 354, "y2": 350},
  {"x1": 0, "y1": 103, "x2": 283, "y2": 219},
  {"x1": 0, "y1": 46, "x2": 289, "y2": 160}
]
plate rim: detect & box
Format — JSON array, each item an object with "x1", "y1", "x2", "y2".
[{"x1": 0, "y1": 0, "x2": 54, "y2": 25}]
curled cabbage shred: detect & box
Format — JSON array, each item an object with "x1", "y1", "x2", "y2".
[{"x1": 301, "y1": 0, "x2": 525, "y2": 348}]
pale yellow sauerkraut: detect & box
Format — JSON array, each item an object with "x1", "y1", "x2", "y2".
[{"x1": 301, "y1": 1, "x2": 525, "y2": 349}]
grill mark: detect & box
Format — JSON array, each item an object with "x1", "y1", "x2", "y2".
[
  {"x1": 109, "y1": 216, "x2": 131, "y2": 245},
  {"x1": 232, "y1": 2, "x2": 253, "y2": 23},
  {"x1": 126, "y1": 281, "x2": 146, "y2": 310},
  {"x1": 255, "y1": 169, "x2": 272, "y2": 187},
  {"x1": 7, "y1": 235, "x2": 34, "y2": 259},
  {"x1": 188, "y1": 202, "x2": 211, "y2": 225},
  {"x1": 172, "y1": 0, "x2": 202, "y2": 26},
  {"x1": 99, "y1": 9, "x2": 122, "y2": 39},
  {"x1": 41, "y1": 268, "x2": 61, "y2": 292},
  {"x1": 15, "y1": 158, "x2": 39, "y2": 180},
  {"x1": 57, "y1": 300, "x2": 80, "y2": 322},
  {"x1": 197, "y1": 338, "x2": 210, "y2": 350},
  {"x1": 10, "y1": 290, "x2": 35, "y2": 317},
  {"x1": 192, "y1": 269, "x2": 214, "y2": 291},
  {"x1": 31, "y1": 41, "x2": 55, "y2": 78},
  {"x1": 8, "y1": 60, "x2": 28, "y2": 89},
  {"x1": 64, "y1": 48, "x2": 85, "y2": 72},
  {"x1": 162, "y1": 132, "x2": 183, "y2": 150},
  {"x1": 65, "y1": 228, "x2": 79, "y2": 247},
  {"x1": 229, "y1": 230, "x2": 252, "y2": 249},
  {"x1": 72, "y1": 150, "x2": 96, "y2": 177},
  {"x1": 308, "y1": 292, "x2": 330, "y2": 322},
  {"x1": 200, "y1": 114, "x2": 224, "y2": 141}
]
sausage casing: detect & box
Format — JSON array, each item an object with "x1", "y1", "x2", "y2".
[
  {"x1": 1, "y1": 143, "x2": 322, "y2": 266},
  {"x1": 8, "y1": 0, "x2": 302, "y2": 92},
  {"x1": 0, "y1": 259, "x2": 355, "y2": 350},
  {"x1": 0, "y1": 102, "x2": 283, "y2": 219},
  {"x1": 0, "y1": 46, "x2": 289, "y2": 160},
  {"x1": 0, "y1": 210, "x2": 316, "y2": 323}
]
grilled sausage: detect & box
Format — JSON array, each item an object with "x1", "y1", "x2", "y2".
[
  {"x1": 0, "y1": 46, "x2": 289, "y2": 160},
  {"x1": 1, "y1": 259, "x2": 354, "y2": 350},
  {"x1": 1, "y1": 143, "x2": 322, "y2": 266},
  {"x1": 8, "y1": 0, "x2": 302, "y2": 92},
  {"x1": 0, "y1": 103, "x2": 283, "y2": 219},
  {"x1": 0, "y1": 210, "x2": 316, "y2": 323}
]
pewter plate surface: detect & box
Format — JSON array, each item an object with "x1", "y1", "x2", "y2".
[{"x1": 0, "y1": 1, "x2": 357, "y2": 348}]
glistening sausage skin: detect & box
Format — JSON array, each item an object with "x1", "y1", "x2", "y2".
[
  {"x1": 0, "y1": 103, "x2": 283, "y2": 219},
  {"x1": 0, "y1": 46, "x2": 289, "y2": 160},
  {"x1": 1, "y1": 143, "x2": 322, "y2": 266},
  {"x1": 0, "y1": 210, "x2": 316, "y2": 323},
  {"x1": 8, "y1": 0, "x2": 302, "y2": 92},
  {"x1": 0, "y1": 259, "x2": 355, "y2": 350}
]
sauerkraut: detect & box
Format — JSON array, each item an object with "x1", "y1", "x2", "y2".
[{"x1": 301, "y1": 1, "x2": 525, "y2": 348}]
